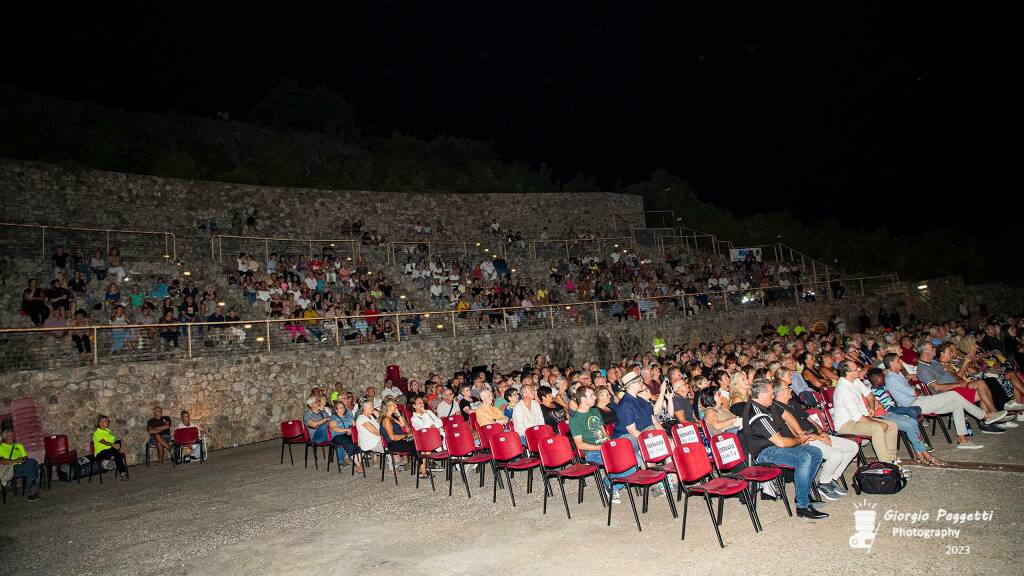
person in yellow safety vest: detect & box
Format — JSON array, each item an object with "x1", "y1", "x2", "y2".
[
  {"x1": 776, "y1": 323, "x2": 791, "y2": 337},
  {"x1": 794, "y1": 321, "x2": 806, "y2": 336},
  {"x1": 653, "y1": 336, "x2": 667, "y2": 356}
]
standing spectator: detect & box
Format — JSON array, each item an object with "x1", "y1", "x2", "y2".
[{"x1": 51, "y1": 246, "x2": 69, "y2": 279}]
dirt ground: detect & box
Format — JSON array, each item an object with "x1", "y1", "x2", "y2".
[{"x1": 2, "y1": 427, "x2": 1023, "y2": 576}]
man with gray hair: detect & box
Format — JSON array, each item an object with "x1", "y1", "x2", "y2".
[
  {"x1": 743, "y1": 378, "x2": 827, "y2": 519},
  {"x1": 303, "y1": 396, "x2": 332, "y2": 444}
]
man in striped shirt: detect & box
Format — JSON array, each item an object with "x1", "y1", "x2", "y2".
[{"x1": 743, "y1": 378, "x2": 828, "y2": 520}]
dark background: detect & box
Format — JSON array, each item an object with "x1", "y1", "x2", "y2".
[{"x1": 0, "y1": 3, "x2": 1013, "y2": 233}]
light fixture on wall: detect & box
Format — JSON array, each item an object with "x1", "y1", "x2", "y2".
[
  {"x1": 243, "y1": 324, "x2": 252, "y2": 329},
  {"x1": 917, "y1": 284, "x2": 928, "y2": 290}
]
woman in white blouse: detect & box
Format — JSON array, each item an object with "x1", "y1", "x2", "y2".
[{"x1": 355, "y1": 400, "x2": 384, "y2": 455}]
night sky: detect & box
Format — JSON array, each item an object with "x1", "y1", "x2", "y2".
[{"x1": 2, "y1": 3, "x2": 1008, "y2": 229}]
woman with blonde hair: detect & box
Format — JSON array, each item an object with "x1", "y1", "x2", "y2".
[
  {"x1": 728, "y1": 371, "x2": 751, "y2": 411},
  {"x1": 380, "y1": 398, "x2": 418, "y2": 473}
]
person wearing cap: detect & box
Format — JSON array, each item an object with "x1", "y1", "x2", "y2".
[
  {"x1": 611, "y1": 369, "x2": 656, "y2": 452},
  {"x1": 1, "y1": 426, "x2": 40, "y2": 500}
]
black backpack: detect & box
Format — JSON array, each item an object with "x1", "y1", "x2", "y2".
[{"x1": 852, "y1": 461, "x2": 907, "y2": 494}]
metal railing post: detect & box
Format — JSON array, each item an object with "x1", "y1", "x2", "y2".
[
  {"x1": 503, "y1": 308, "x2": 508, "y2": 333},
  {"x1": 450, "y1": 311, "x2": 456, "y2": 337},
  {"x1": 265, "y1": 239, "x2": 270, "y2": 263},
  {"x1": 105, "y1": 231, "x2": 110, "y2": 255},
  {"x1": 593, "y1": 302, "x2": 599, "y2": 325},
  {"x1": 92, "y1": 327, "x2": 98, "y2": 365},
  {"x1": 266, "y1": 322, "x2": 272, "y2": 353},
  {"x1": 40, "y1": 227, "x2": 46, "y2": 261},
  {"x1": 395, "y1": 314, "x2": 401, "y2": 342},
  {"x1": 187, "y1": 325, "x2": 193, "y2": 358},
  {"x1": 860, "y1": 278, "x2": 865, "y2": 297},
  {"x1": 335, "y1": 320, "x2": 341, "y2": 346},
  {"x1": 549, "y1": 305, "x2": 555, "y2": 328}
]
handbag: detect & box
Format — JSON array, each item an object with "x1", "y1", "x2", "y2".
[{"x1": 852, "y1": 461, "x2": 907, "y2": 495}]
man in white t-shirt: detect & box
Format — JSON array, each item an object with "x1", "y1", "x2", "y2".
[{"x1": 381, "y1": 379, "x2": 405, "y2": 405}]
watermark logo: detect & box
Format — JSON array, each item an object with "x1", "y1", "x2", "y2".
[{"x1": 849, "y1": 500, "x2": 880, "y2": 551}]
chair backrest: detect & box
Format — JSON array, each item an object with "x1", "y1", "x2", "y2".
[
  {"x1": 413, "y1": 427, "x2": 443, "y2": 453},
  {"x1": 673, "y1": 422, "x2": 702, "y2": 446},
  {"x1": 468, "y1": 411, "x2": 480, "y2": 431},
  {"x1": 441, "y1": 414, "x2": 465, "y2": 428},
  {"x1": 709, "y1": 432, "x2": 746, "y2": 472},
  {"x1": 804, "y1": 408, "x2": 830, "y2": 433},
  {"x1": 525, "y1": 424, "x2": 555, "y2": 453},
  {"x1": 443, "y1": 420, "x2": 468, "y2": 438},
  {"x1": 810, "y1": 390, "x2": 826, "y2": 407},
  {"x1": 44, "y1": 434, "x2": 70, "y2": 457},
  {"x1": 280, "y1": 420, "x2": 306, "y2": 440},
  {"x1": 446, "y1": 428, "x2": 477, "y2": 458},
  {"x1": 479, "y1": 423, "x2": 503, "y2": 450},
  {"x1": 173, "y1": 427, "x2": 200, "y2": 445},
  {"x1": 489, "y1": 430, "x2": 524, "y2": 462},
  {"x1": 538, "y1": 435, "x2": 574, "y2": 469},
  {"x1": 556, "y1": 420, "x2": 570, "y2": 436},
  {"x1": 599, "y1": 438, "x2": 639, "y2": 474},
  {"x1": 350, "y1": 425, "x2": 359, "y2": 444},
  {"x1": 821, "y1": 386, "x2": 836, "y2": 406},
  {"x1": 673, "y1": 442, "x2": 714, "y2": 483},
  {"x1": 397, "y1": 404, "x2": 412, "y2": 422},
  {"x1": 638, "y1": 428, "x2": 672, "y2": 465},
  {"x1": 603, "y1": 423, "x2": 615, "y2": 438}
]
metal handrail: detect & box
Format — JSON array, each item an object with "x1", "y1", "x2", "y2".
[
  {"x1": 210, "y1": 234, "x2": 360, "y2": 265},
  {"x1": 386, "y1": 240, "x2": 508, "y2": 266},
  {"x1": 527, "y1": 236, "x2": 635, "y2": 261},
  {"x1": 0, "y1": 222, "x2": 176, "y2": 261}
]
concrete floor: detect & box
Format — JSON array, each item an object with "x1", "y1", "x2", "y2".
[{"x1": 2, "y1": 426, "x2": 1023, "y2": 576}]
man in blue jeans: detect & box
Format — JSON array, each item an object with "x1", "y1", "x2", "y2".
[
  {"x1": 570, "y1": 385, "x2": 635, "y2": 504},
  {"x1": 743, "y1": 379, "x2": 828, "y2": 520}
]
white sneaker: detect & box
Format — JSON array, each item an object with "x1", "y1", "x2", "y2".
[
  {"x1": 956, "y1": 443, "x2": 984, "y2": 450},
  {"x1": 1003, "y1": 401, "x2": 1024, "y2": 411},
  {"x1": 1000, "y1": 420, "x2": 1019, "y2": 428},
  {"x1": 984, "y1": 411, "x2": 1008, "y2": 424},
  {"x1": 1017, "y1": 414, "x2": 1024, "y2": 422},
  {"x1": 609, "y1": 489, "x2": 622, "y2": 504}
]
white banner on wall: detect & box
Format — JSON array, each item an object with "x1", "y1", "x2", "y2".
[{"x1": 729, "y1": 247, "x2": 763, "y2": 262}]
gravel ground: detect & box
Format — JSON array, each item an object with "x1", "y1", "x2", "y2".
[{"x1": 2, "y1": 431, "x2": 1023, "y2": 576}]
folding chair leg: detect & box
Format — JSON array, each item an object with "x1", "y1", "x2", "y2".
[
  {"x1": 935, "y1": 417, "x2": 953, "y2": 444},
  {"x1": 312, "y1": 445, "x2": 319, "y2": 470},
  {"x1": 542, "y1": 474, "x2": 551, "y2": 514},
  {"x1": 326, "y1": 446, "x2": 334, "y2": 472},
  {"x1": 504, "y1": 469, "x2": 517, "y2": 507},
  {"x1": 458, "y1": 463, "x2": 472, "y2": 498},
  {"x1": 743, "y1": 491, "x2": 762, "y2": 532},
  {"x1": 427, "y1": 462, "x2": 437, "y2": 492},
  {"x1": 280, "y1": 442, "x2": 285, "y2": 464},
  {"x1": 558, "y1": 477, "x2": 571, "y2": 519},
  {"x1": 606, "y1": 484, "x2": 614, "y2": 526},
  {"x1": 625, "y1": 484, "x2": 643, "y2": 531},
  {"x1": 899, "y1": 432, "x2": 916, "y2": 460},
  {"x1": 705, "y1": 493, "x2": 725, "y2": 548},
  {"x1": 304, "y1": 444, "x2": 310, "y2": 468},
  {"x1": 288, "y1": 444, "x2": 294, "y2": 466},
  {"x1": 578, "y1": 477, "x2": 585, "y2": 504},
  {"x1": 717, "y1": 495, "x2": 725, "y2": 526},
  {"x1": 392, "y1": 455, "x2": 400, "y2": 485},
  {"x1": 775, "y1": 477, "x2": 792, "y2": 516}
]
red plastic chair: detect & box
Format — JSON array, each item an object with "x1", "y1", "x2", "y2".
[
  {"x1": 350, "y1": 425, "x2": 369, "y2": 478},
  {"x1": 524, "y1": 424, "x2": 555, "y2": 455},
  {"x1": 603, "y1": 423, "x2": 615, "y2": 438},
  {"x1": 674, "y1": 422, "x2": 703, "y2": 446},
  {"x1": 43, "y1": 434, "x2": 79, "y2": 489},
  {"x1": 556, "y1": 420, "x2": 571, "y2": 437},
  {"x1": 412, "y1": 427, "x2": 450, "y2": 491},
  {"x1": 446, "y1": 427, "x2": 493, "y2": 497},
  {"x1": 171, "y1": 427, "x2": 204, "y2": 466},
  {"x1": 638, "y1": 429, "x2": 674, "y2": 474},
  {"x1": 673, "y1": 443, "x2": 758, "y2": 547},
  {"x1": 441, "y1": 414, "x2": 465, "y2": 429},
  {"x1": 379, "y1": 432, "x2": 413, "y2": 485},
  {"x1": 600, "y1": 438, "x2": 678, "y2": 531},
  {"x1": 489, "y1": 430, "x2": 541, "y2": 506},
  {"x1": 537, "y1": 435, "x2": 605, "y2": 518},
  {"x1": 279, "y1": 420, "x2": 307, "y2": 466},
  {"x1": 708, "y1": 433, "x2": 791, "y2": 517},
  {"x1": 478, "y1": 423, "x2": 504, "y2": 451},
  {"x1": 814, "y1": 397, "x2": 874, "y2": 465},
  {"x1": 468, "y1": 411, "x2": 480, "y2": 432}
]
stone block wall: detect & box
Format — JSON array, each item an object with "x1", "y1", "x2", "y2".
[
  {"x1": 0, "y1": 295, "x2": 893, "y2": 465},
  {"x1": 0, "y1": 159, "x2": 645, "y2": 262}
]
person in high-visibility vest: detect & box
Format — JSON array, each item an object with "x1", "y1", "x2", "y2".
[
  {"x1": 653, "y1": 335, "x2": 667, "y2": 357},
  {"x1": 776, "y1": 323, "x2": 791, "y2": 337}
]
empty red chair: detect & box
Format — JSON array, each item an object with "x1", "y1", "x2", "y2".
[
  {"x1": 674, "y1": 422, "x2": 703, "y2": 446},
  {"x1": 708, "y1": 433, "x2": 791, "y2": 517},
  {"x1": 489, "y1": 430, "x2": 541, "y2": 506},
  {"x1": 601, "y1": 438, "x2": 678, "y2": 531},
  {"x1": 171, "y1": 427, "x2": 204, "y2": 467},
  {"x1": 412, "y1": 427, "x2": 450, "y2": 491},
  {"x1": 673, "y1": 443, "x2": 759, "y2": 547},
  {"x1": 279, "y1": 420, "x2": 307, "y2": 466},
  {"x1": 478, "y1": 423, "x2": 504, "y2": 451},
  {"x1": 441, "y1": 414, "x2": 465, "y2": 429},
  {"x1": 537, "y1": 435, "x2": 605, "y2": 518},
  {"x1": 43, "y1": 434, "x2": 78, "y2": 489},
  {"x1": 638, "y1": 429, "x2": 674, "y2": 474},
  {"x1": 524, "y1": 424, "x2": 555, "y2": 455},
  {"x1": 446, "y1": 427, "x2": 493, "y2": 498}
]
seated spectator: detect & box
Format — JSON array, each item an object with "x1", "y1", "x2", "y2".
[
  {"x1": 0, "y1": 426, "x2": 41, "y2": 500},
  {"x1": 917, "y1": 342, "x2": 1006, "y2": 426},
  {"x1": 832, "y1": 361, "x2": 899, "y2": 463},
  {"x1": 303, "y1": 396, "x2": 331, "y2": 444},
  {"x1": 355, "y1": 400, "x2": 385, "y2": 459},
  {"x1": 68, "y1": 309, "x2": 92, "y2": 354},
  {"x1": 883, "y1": 353, "x2": 996, "y2": 450},
  {"x1": 512, "y1": 379, "x2": 545, "y2": 445},
  {"x1": 89, "y1": 249, "x2": 107, "y2": 283},
  {"x1": 43, "y1": 306, "x2": 69, "y2": 341},
  {"x1": 329, "y1": 397, "x2": 361, "y2": 473},
  {"x1": 176, "y1": 410, "x2": 204, "y2": 463},
  {"x1": 538, "y1": 385, "x2": 567, "y2": 428},
  {"x1": 381, "y1": 399, "x2": 417, "y2": 467},
  {"x1": 863, "y1": 368, "x2": 938, "y2": 465},
  {"x1": 434, "y1": 388, "x2": 460, "y2": 419},
  {"x1": 93, "y1": 414, "x2": 129, "y2": 480},
  {"x1": 612, "y1": 371, "x2": 658, "y2": 457},
  {"x1": 772, "y1": 380, "x2": 857, "y2": 500},
  {"x1": 107, "y1": 248, "x2": 127, "y2": 284},
  {"x1": 473, "y1": 389, "x2": 508, "y2": 426},
  {"x1": 458, "y1": 386, "x2": 477, "y2": 416},
  {"x1": 502, "y1": 387, "x2": 519, "y2": 420},
  {"x1": 699, "y1": 386, "x2": 741, "y2": 436},
  {"x1": 595, "y1": 387, "x2": 617, "y2": 425},
  {"x1": 728, "y1": 371, "x2": 751, "y2": 415},
  {"x1": 570, "y1": 385, "x2": 632, "y2": 504},
  {"x1": 742, "y1": 379, "x2": 826, "y2": 519},
  {"x1": 21, "y1": 278, "x2": 49, "y2": 326},
  {"x1": 146, "y1": 405, "x2": 173, "y2": 465},
  {"x1": 381, "y1": 379, "x2": 405, "y2": 404}
]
